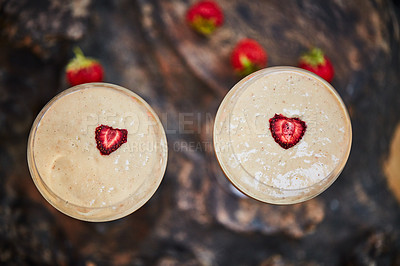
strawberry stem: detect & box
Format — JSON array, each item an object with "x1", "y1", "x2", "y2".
[{"x1": 73, "y1": 46, "x2": 85, "y2": 60}]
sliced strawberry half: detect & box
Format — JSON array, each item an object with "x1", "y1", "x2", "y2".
[
  {"x1": 95, "y1": 125, "x2": 128, "y2": 155},
  {"x1": 269, "y1": 114, "x2": 307, "y2": 149}
]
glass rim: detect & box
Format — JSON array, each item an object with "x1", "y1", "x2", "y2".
[
  {"x1": 213, "y1": 66, "x2": 352, "y2": 204},
  {"x1": 27, "y1": 82, "x2": 168, "y2": 221}
]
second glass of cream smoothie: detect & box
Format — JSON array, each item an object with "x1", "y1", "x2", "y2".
[
  {"x1": 27, "y1": 83, "x2": 168, "y2": 221},
  {"x1": 214, "y1": 67, "x2": 352, "y2": 204}
]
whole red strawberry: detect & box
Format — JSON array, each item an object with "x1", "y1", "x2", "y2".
[
  {"x1": 298, "y1": 47, "x2": 334, "y2": 82},
  {"x1": 230, "y1": 38, "x2": 267, "y2": 76},
  {"x1": 186, "y1": 0, "x2": 224, "y2": 36},
  {"x1": 66, "y1": 47, "x2": 104, "y2": 86}
]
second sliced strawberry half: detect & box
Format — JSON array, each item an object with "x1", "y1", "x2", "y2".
[
  {"x1": 269, "y1": 114, "x2": 307, "y2": 149},
  {"x1": 95, "y1": 125, "x2": 128, "y2": 155}
]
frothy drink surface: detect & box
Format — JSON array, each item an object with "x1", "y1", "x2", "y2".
[
  {"x1": 214, "y1": 68, "x2": 351, "y2": 202},
  {"x1": 32, "y1": 85, "x2": 165, "y2": 208}
]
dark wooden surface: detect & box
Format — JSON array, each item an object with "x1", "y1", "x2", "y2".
[{"x1": 1, "y1": 0, "x2": 400, "y2": 265}]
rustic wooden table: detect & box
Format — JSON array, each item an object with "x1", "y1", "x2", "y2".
[{"x1": 0, "y1": 0, "x2": 400, "y2": 265}]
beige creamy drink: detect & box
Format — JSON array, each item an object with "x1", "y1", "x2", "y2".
[
  {"x1": 27, "y1": 83, "x2": 168, "y2": 221},
  {"x1": 214, "y1": 67, "x2": 352, "y2": 204}
]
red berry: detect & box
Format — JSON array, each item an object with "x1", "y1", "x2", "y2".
[
  {"x1": 298, "y1": 48, "x2": 334, "y2": 82},
  {"x1": 230, "y1": 38, "x2": 267, "y2": 76},
  {"x1": 186, "y1": 0, "x2": 224, "y2": 36},
  {"x1": 66, "y1": 47, "x2": 104, "y2": 86},
  {"x1": 269, "y1": 114, "x2": 307, "y2": 149},
  {"x1": 95, "y1": 125, "x2": 128, "y2": 155}
]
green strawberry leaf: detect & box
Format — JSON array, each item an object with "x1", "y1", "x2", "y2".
[
  {"x1": 238, "y1": 55, "x2": 258, "y2": 76},
  {"x1": 191, "y1": 16, "x2": 217, "y2": 36},
  {"x1": 300, "y1": 47, "x2": 326, "y2": 67},
  {"x1": 67, "y1": 47, "x2": 98, "y2": 71}
]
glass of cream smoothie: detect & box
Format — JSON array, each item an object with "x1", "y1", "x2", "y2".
[
  {"x1": 27, "y1": 83, "x2": 168, "y2": 221},
  {"x1": 213, "y1": 67, "x2": 352, "y2": 204}
]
